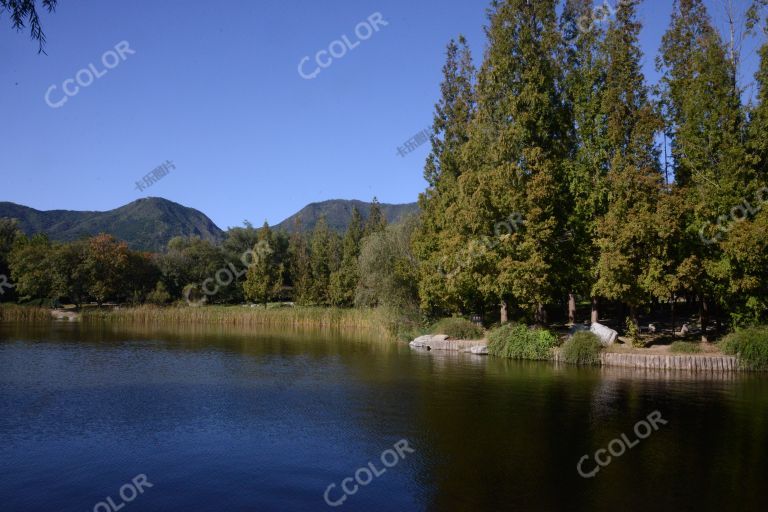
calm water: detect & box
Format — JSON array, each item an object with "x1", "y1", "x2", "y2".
[{"x1": 0, "y1": 322, "x2": 766, "y2": 512}]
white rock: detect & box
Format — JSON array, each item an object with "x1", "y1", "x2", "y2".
[
  {"x1": 470, "y1": 345, "x2": 489, "y2": 355},
  {"x1": 590, "y1": 322, "x2": 618, "y2": 347}
]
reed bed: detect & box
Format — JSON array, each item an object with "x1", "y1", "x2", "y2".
[
  {"x1": 82, "y1": 305, "x2": 395, "y2": 339},
  {"x1": 0, "y1": 304, "x2": 52, "y2": 322}
]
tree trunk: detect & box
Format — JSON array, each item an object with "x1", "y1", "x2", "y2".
[
  {"x1": 535, "y1": 303, "x2": 547, "y2": 326},
  {"x1": 670, "y1": 295, "x2": 676, "y2": 338},
  {"x1": 700, "y1": 297, "x2": 709, "y2": 343},
  {"x1": 568, "y1": 293, "x2": 576, "y2": 325},
  {"x1": 629, "y1": 304, "x2": 639, "y2": 329},
  {"x1": 590, "y1": 297, "x2": 599, "y2": 324},
  {"x1": 500, "y1": 300, "x2": 508, "y2": 324}
]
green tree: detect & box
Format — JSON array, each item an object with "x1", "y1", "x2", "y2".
[
  {"x1": 84, "y1": 234, "x2": 130, "y2": 305},
  {"x1": 0, "y1": 218, "x2": 21, "y2": 301},
  {"x1": 243, "y1": 222, "x2": 284, "y2": 307},
  {"x1": 356, "y1": 216, "x2": 420, "y2": 312},
  {"x1": 363, "y1": 197, "x2": 387, "y2": 237},
  {"x1": 592, "y1": 0, "x2": 663, "y2": 329},
  {"x1": 49, "y1": 240, "x2": 89, "y2": 307},
  {"x1": 458, "y1": 0, "x2": 570, "y2": 324},
  {"x1": 560, "y1": 0, "x2": 610, "y2": 323},
  {"x1": 307, "y1": 217, "x2": 340, "y2": 305},
  {"x1": 328, "y1": 207, "x2": 363, "y2": 306},
  {"x1": 288, "y1": 218, "x2": 313, "y2": 305},
  {"x1": 414, "y1": 35, "x2": 476, "y2": 317},
  {"x1": 657, "y1": 0, "x2": 752, "y2": 338},
  {"x1": 8, "y1": 233, "x2": 53, "y2": 302}
]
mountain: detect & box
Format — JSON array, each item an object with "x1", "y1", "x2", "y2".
[
  {"x1": 0, "y1": 198, "x2": 225, "y2": 252},
  {"x1": 272, "y1": 199, "x2": 419, "y2": 233}
]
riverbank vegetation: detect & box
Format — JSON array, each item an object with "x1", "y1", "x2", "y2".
[
  {"x1": 1, "y1": 1, "x2": 767, "y2": 349},
  {"x1": 722, "y1": 327, "x2": 768, "y2": 370},
  {"x1": 561, "y1": 332, "x2": 603, "y2": 365},
  {"x1": 487, "y1": 324, "x2": 558, "y2": 361},
  {"x1": 82, "y1": 305, "x2": 397, "y2": 339}
]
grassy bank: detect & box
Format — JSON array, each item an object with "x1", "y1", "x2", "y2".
[
  {"x1": 0, "y1": 304, "x2": 51, "y2": 322},
  {"x1": 82, "y1": 305, "x2": 397, "y2": 339}
]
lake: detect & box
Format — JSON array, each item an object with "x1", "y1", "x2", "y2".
[{"x1": 1, "y1": 322, "x2": 766, "y2": 511}]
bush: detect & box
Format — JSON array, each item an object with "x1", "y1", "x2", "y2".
[
  {"x1": 431, "y1": 317, "x2": 484, "y2": 340},
  {"x1": 562, "y1": 331, "x2": 602, "y2": 365},
  {"x1": 669, "y1": 341, "x2": 701, "y2": 354},
  {"x1": 487, "y1": 323, "x2": 557, "y2": 361},
  {"x1": 721, "y1": 327, "x2": 768, "y2": 371}
]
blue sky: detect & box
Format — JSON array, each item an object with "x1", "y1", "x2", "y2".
[{"x1": 0, "y1": 0, "x2": 763, "y2": 230}]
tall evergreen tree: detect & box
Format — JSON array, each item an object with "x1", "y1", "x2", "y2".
[
  {"x1": 329, "y1": 207, "x2": 363, "y2": 306},
  {"x1": 288, "y1": 218, "x2": 313, "y2": 305},
  {"x1": 243, "y1": 222, "x2": 284, "y2": 307},
  {"x1": 458, "y1": 0, "x2": 570, "y2": 323},
  {"x1": 560, "y1": 0, "x2": 610, "y2": 323},
  {"x1": 658, "y1": 0, "x2": 752, "y2": 338},
  {"x1": 414, "y1": 35, "x2": 476, "y2": 316},
  {"x1": 592, "y1": 0, "x2": 663, "y2": 329},
  {"x1": 364, "y1": 197, "x2": 387, "y2": 237}
]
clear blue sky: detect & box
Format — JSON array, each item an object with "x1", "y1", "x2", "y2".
[{"x1": 0, "y1": 0, "x2": 762, "y2": 229}]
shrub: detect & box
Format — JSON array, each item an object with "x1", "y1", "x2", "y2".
[
  {"x1": 625, "y1": 317, "x2": 644, "y2": 348},
  {"x1": 562, "y1": 331, "x2": 602, "y2": 365},
  {"x1": 487, "y1": 323, "x2": 557, "y2": 360},
  {"x1": 721, "y1": 327, "x2": 768, "y2": 371},
  {"x1": 669, "y1": 341, "x2": 701, "y2": 354},
  {"x1": 431, "y1": 317, "x2": 484, "y2": 340}
]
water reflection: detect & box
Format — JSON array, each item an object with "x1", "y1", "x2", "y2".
[{"x1": 0, "y1": 322, "x2": 766, "y2": 512}]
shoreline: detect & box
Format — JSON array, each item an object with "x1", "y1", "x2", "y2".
[{"x1": 0, "y1": 304, "x2": 758, "y2": 372}]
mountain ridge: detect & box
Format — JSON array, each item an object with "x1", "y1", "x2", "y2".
[{"x1": 0, "y1": 197, "x2": 419, "y2": 251}]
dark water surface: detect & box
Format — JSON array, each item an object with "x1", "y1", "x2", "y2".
[{"x1": 1, "y1": 322, "x2": 766, "y2": 512}]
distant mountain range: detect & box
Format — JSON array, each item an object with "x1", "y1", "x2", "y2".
[
  {"x1": 272, "y1": 199, "x2": 418, "y2": 233},
  {"x1": 0, "y1": 197, "x2": 418, "y2": 252}
]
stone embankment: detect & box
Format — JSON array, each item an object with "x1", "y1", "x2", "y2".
[
  {"x1": 552, "y1": 350, "x2": 739, "y2": 371},
  {"x1": 409, "y1": 335, "x2": 488, "y2": 355}
]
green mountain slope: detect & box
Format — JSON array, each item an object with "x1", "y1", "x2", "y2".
[
  {"x1": 0, "y1": 198, "x2": 225, "y2": 252},
  {"x1": 272, "y1": 199, "x2": 419, "y2": 233}
]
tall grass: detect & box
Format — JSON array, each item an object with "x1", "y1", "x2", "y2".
[
  {"x1": 561, "y1": 331, "x2": 603, "y2": 365},
  {"x1": 82, "y1": 305, "x2": 395, "y2": 339},
  {"x1": 0, "y1": 304, "x2": 51, "y2": 322},
  {"x1": 721, "y1": 326, "x2": 768, "y2": 371},
  {"x1": 487, "y1": 323, "x2": 558, "y2": 361},
  {"x1": 430, "y1": 317, "x2": 485, "y2": 340}
]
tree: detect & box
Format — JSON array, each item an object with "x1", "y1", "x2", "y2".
[
  {"x1": 243, "y1": 222, "x2": 284, "y2": 307},
  {"x1": 414, "y1": 35, "x2": 476, "y2": 317},
  {"x1": 356, "y1": 216, "x2": 420, "y2": 312},
  {"x1": 157, "y1": 236, "x2": 224, "y2": 301},
  {"x1": 8, "y1": 233, "x2": 53, "y2": 302},
  {"x1": 288, "y1": 218, "x2": 313, "y2": 305},
  {"x1": 592, "y1": 0, "x2": 664, "y2": 330},
  {"x1": 458, "y1": 0, "x2": 570, "y2": 324},
  {"x1": 329, "y1": 207, "x2": 363, "y2": 306},
  {"x1": 49, "y1": 239, "x2": 88, "y2": 307},
  {"x1": 658, "y1": 0, "x2": 752, "y2": 338},
  {"x1": 561, "y1": 0, "x2": 610, "y2": 323},
  {"x1": 0, "y1": 218, "x2": 21, "y2": 301},
  {"x1": 307, "y1": 217, "x2": 340, "y2": 305},
  {"x1": 2, "y1": 0, "x2": 58, "y2": 53},
  {"x1": 363, "y1": 197, "x2": 387, "y2": 236},
  {"x1": 84, "y1": 234, "x2": 130, "y2": 305}
]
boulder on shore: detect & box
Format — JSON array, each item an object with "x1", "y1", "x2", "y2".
[
  {"x1": 590, "y1": 322, "x2": 618, "y2": 347},
  {"x1": 410, "y1": 334, "x2": 488, "y2": 355}
]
